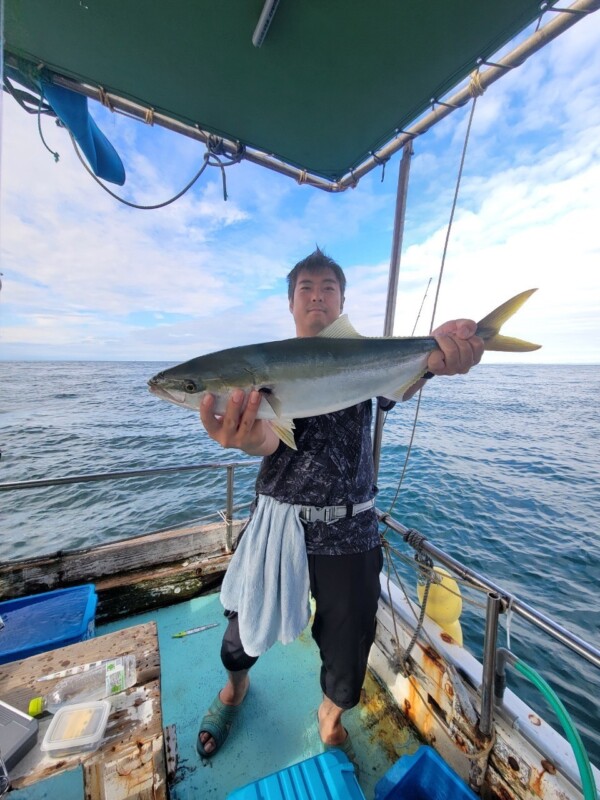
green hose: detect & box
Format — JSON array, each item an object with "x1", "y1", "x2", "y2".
[{"x1": 514, "y1": 658, "x2": 597, "y2": 800}]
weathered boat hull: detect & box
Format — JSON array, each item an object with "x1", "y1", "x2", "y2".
[{"x1": 0, "y1": 520, "x2": 244, "y2": 621}]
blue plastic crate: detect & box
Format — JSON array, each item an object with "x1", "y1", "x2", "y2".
[
  {"x1": 227, "y1": 749, "x2": 366, "y2": 800},
  {"x1": 375, "y1": 746, "x2": 478, "y2": 800},
  {"x1": 0, "y1": 585, "x2": 97, "y2": 664}
]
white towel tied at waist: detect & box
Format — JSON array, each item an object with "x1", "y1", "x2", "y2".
[{"x1": 220, "y1": 494, "x2": 310, "y2": 658}]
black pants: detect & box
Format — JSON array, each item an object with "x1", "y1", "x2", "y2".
[{"x1": 220, "y1": 545, "x2": 383, "y2": 709}]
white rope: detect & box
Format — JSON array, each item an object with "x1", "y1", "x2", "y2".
[{"x1": 429, "y1": 94, "x2": 480, "y2": 333}]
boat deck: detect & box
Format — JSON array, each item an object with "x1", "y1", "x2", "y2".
[{"x1": 10, "y1": 591, "x2": 421, "y2": 799}]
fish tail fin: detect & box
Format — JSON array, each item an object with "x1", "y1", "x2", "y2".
[
  {"x1": 484, "y1": 333, "x2": 541, "y2": 353},
  {"x1": 477, "y1": 289, "x2": 541, "y2": 352}
]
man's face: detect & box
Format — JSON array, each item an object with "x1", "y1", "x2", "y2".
[{"x1": 289, "y1": 267, "x2": 344, "y2": 337}]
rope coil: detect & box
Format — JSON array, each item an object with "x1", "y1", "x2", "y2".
[
  {"x1": 371, "y1": 152, "x2": 388, "y2": 183},
  {"x1": 468, "y1": 70, "x2": 485, "y2": 98},
  {"x1": 97, "y1": 86, "x2": 114, "y2": 111},
  {"x1": 404, "y1": 528, "x2": 427, "y2": 550}
]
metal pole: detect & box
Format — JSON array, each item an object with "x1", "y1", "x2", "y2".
[
  {"x1": 225, "y1": 465, "x2": 235, "y2": 552},
  {"x1": 495, "y1": 647, "x2": 513, "y2": 702},
  {"x1": 479, "y1": 593, "x2": 501, "y2": 737},
  {"x1": 252, "y1": 0, "x2": 281, "y2": 47},
  {"x1": 373, "y1": 142, "x2": 414, "y2": 478}
]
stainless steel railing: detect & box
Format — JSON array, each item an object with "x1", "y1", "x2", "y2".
[
  {"x1": 0, "y1": 460, "x2": 261, "y2": 553},
  {"x1": 3, "y1": 465, "x2": 598, "y2": 670},
  {"x1": 377, "y1": 509, "x2": 600, "y2": 671}
]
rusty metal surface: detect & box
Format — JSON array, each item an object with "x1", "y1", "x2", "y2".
[
  {"x1": 371, "y1": 586, "x2": 595, "y2": 800},
  {"x1": 164, "y1": 724, "x2": 178, "y2": 785},
  {"x1": 359, "y1": 670, "x2": 422, "y2": 766}
]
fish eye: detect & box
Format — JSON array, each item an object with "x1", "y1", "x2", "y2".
[{"x1": 184, "y1": 380, "x2": 197, "y2": 392}]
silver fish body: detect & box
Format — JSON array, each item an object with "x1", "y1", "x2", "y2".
[
  {"x1": 148, "y1": 290, "x2": 541, "y2": 448},
  {"x1": 149, "y1": 332, "x2": 435, "y2": 418}
]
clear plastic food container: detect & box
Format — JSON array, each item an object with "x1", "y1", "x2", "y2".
[{"x1": 40, "y1": 700, "x2": 111, "y2": 757}]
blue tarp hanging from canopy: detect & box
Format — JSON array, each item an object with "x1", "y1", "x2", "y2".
[{"x1": 41, "y1": 82, "x2": 125, "y2": 186}]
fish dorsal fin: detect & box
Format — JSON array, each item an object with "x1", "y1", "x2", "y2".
[{"x1": 316, "y1": 315, "x2": 365, "y2": 339}]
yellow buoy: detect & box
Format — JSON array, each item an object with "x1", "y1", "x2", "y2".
[{"x1": 417, "y1": 567, "x2": 463, "y2": 645}]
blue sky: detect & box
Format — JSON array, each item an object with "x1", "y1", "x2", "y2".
[{"x1": 1, "y1": 10, "x2": 599, "y2": 364}]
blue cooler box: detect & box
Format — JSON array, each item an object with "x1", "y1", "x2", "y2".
[
  {"x1": 227, "y1": 749, "x2": 366, "y2": 800},
  {"x1": 375, "y1": 746, "x2": 478, "y2": 800},
  {"x1": 0, "y1": 585, "x2": 97, "y2": 664}
]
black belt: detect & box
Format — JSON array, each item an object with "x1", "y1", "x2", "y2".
[{"x1": 298, "y1": 499, "x2": 375, "y2": 525}]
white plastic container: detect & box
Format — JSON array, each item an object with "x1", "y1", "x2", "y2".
[
  {"x1": 40, "y1": 699, "x2": 111, "y2": 757},
  {"x1": 29, "y1": 654, "x2": 136, "y2": 716}
]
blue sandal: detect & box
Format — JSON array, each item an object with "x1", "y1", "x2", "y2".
[{"x1": 197, "y1": 694, "x2": 242, "y2": 758}]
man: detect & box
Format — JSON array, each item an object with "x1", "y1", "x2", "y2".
[{"x1": 197, "y1": 247, "x2": 483, "y2": 762}]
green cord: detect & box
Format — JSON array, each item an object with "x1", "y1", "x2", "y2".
[{"x1": 514, "y1": 659, "x2": 597, "y2": 800}]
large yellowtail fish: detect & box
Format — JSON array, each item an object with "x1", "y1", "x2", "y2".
[{"x1": 148, "y1": 289, "x2": 540, "y2": 449}]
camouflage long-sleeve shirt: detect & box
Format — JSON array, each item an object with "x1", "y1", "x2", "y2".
[{"x1": 255, "y1": 400, "x2": 381, "y2": 555}]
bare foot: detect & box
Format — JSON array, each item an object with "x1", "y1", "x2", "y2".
[
  {"x1": 318, "y1": 698, "x2": 359, "y2": 776},
  {"x1": 317, "y1": 696, "x2": 347, "y2": 746}
]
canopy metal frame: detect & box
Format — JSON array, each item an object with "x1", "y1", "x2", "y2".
[{"x1": 4, "y1": 0, "x2": 597, "y2": 194}]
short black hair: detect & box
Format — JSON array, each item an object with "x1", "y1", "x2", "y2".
[{"x1": 287, "y1": 246, "x2": 346, "y2": 302}]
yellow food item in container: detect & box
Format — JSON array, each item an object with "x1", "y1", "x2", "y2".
[{"x1": 41, "y1": 700, "x2": 111, "y2": 757}]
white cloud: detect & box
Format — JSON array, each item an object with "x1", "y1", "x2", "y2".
[
  {"x1": 390, "y1": 145, "x2": 600, "y2": 362},
  {"x1": 1, "y1": 10, "x2": 599, "y2": 363}
]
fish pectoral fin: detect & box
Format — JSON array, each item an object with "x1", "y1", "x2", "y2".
[
  {"x1": 317, "y1": 315, "x2": 365, "y2": 339},
  {"x1": 268, "y1": 418, "x2": 297, "y2": 450},
  {"x1": 385, "y1": 378, "x2": 422, "y2": 402},
  {"x1": 260, "y1": 389, "x2": 283, "y2": 417},
  {"x1": 260, "y1": 389, "x2": 295, "y2": 447}
]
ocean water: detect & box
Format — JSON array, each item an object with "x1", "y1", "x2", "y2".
[{"x1": 1, "y1": 361, "x2": 599, "y2": 766}]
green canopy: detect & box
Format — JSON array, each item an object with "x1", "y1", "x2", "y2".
[{"x1": 1, "y1": 0, "x2": 576, "y2": 184}]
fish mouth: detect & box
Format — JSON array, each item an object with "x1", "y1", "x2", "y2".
[{"x1": 148, "y1": 384, "x2": 188, "y2": 405}]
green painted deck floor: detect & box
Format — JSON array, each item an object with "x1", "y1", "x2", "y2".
[{"x1": 11, "y1": 591, "x2": 420, "y2": 799}]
